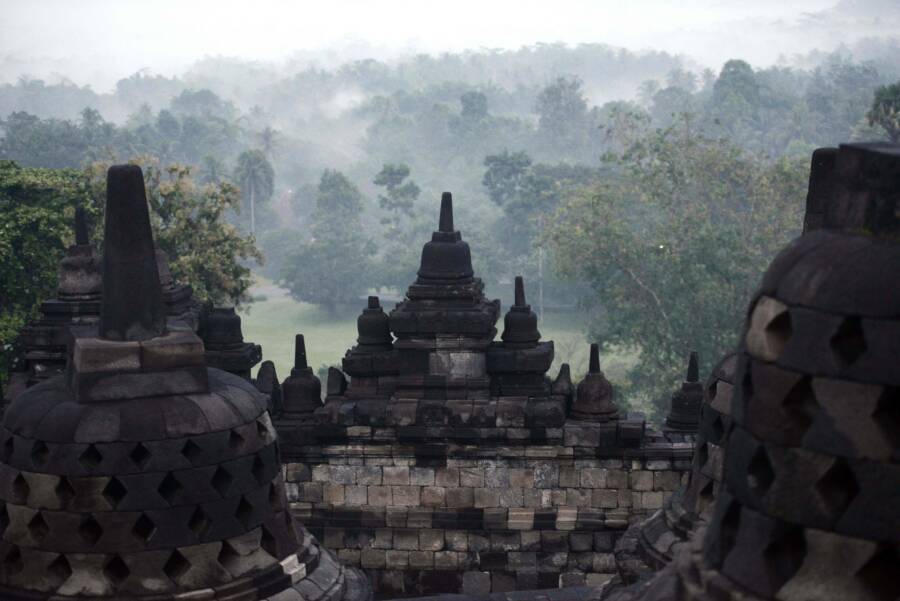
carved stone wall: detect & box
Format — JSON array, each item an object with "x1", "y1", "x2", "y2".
[{"x1": 280, "y1": 426, "x2": 691, "y2": 597}]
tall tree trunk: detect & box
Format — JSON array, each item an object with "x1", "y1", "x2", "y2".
[
  {"x1": 250, "y1": 181, "x2": 256, "y2": 237},
  {"x1": 538, "y1": 214, "x2": 545, "y2": 321}
]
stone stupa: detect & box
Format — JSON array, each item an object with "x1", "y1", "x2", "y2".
[
  {"x1": 0, "y1": 165, "x2": 370, "y2": 601},
  {"x1": 602, "y1": 142, "x2": 900, "y2": 601}
]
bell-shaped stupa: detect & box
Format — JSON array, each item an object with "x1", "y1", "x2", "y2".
[
  {"x1": 604, "y1": 144, "x2": 900, "y2": 601},
  {"x1": 664, "y1": 352, "x2": 704, "y2": 433},
  {"x1": 0, "y1": 165, "x2": 370, "y2": 601},
  {"x1": 570, "y1": 343, "x2": 619, "y2": 422}
]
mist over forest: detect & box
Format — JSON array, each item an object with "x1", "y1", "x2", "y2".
[{"x1": 2, "y1": 0, "x2": 900, "y2": 418}]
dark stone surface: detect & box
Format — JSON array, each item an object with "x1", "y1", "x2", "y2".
[
  {"x1": 278, "y1": 334, "x2": 323, "y2": 418},
  {"x1": 200, "y1": 306, "x2": 262, "y2": 380},
  {"x1": 356, "y1": 296, "x2": 393, "y2": 352},
  {"x1": 551, "y1": 364, "x2": 574, "y2": 414},
  {"x1": 155, "y1": 246, "x2": 200, "y2": 329},
  {"x1": 570, "y1": 345, "x2": 619, "y2": 422},
  {"x1": 602, "y1": 144, "x2": 900, "y2": 601},
  {"x1": 416, "y1": 192, "x2": 475, "y2": 282},
  {"x1": 828, "y1": 142, "x2": 900, "y2": 236},
  {"x1": 2, "y1": 228, "x2": 201, "y2": 407},
  {"x1": 802, "y1": 147, "x2": 837, "y2": 233},
  {"x1": 501, "y1": 277, "x2": 541, "y2": 347},
  {"x1": 255, "y1": 360, "x2": 283, "y2": 415},
  {"x1": 326, "y1": 367, "x2": 349, "y2": 399},
  {"x1": 664, "y1": 352, "x2": 703, "y2": 433},
  {"x1": 2, "y1": 209, "x2": 102, "y2": 401},
  {"x1": 99, "y1": 164, "x2": 166, "y2": 342},
  {"x1": 0, "y1": 165, "x2": 370, "y2": 601}
]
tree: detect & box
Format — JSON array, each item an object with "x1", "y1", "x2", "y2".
[
  {"x1": 257, "y1": 126, "x2": 280, "y2": 156},
  {"x1": 713, "y1": 60, "x2": 759, "y2": 108},
  {"x1": 460, "y1": 91, "x2": 488, "y2": 121},
  {"x1": 666, "y1": 68, "x2": 698, "y2": 93},
  {"x1": 1, "y1": 156, "x2": 263, "y2": 384},
  {"x1": 86, "y1": 159, "x2": 263, "y2": 306},
  {"x1": 233, "y1": 149, "x2": 274, "y2": 236},
  {"x1": 279, "y1": 170, "x2": 372, "y2": 313},
  {"x1": 483, "y1": 150, "x2": 599, "y2": 316},
  {"x1": 373, "y1": 163, "x2": 422, "y2": 291},
  {"x1": 156, "y1": 109, "x2": 181, "y2": 138},
  {"x1": 708, "y1": 59, "x2": 761, "y2": 141},
  {"x1": 482, "y1": 151, "x2": 532, "y2": 208},
  {"x1": 170, "y1": 89, "x2": 235, "y2": 120},
  {"x1": 0, "y1": 161, "x2": 93, "y2": 385},
  {"x1": 548, "y1": 117, "x2": 805, "y2": 419},
  {"x1": 78, "y1": 108, "x2": 115, "y2": 162},
  {"x1": 637, "y1": 80, "x2": 661, "y2": 107},
  {"x1": 803, "y1": 58, "x2": 881, "y2": 147},
  {"x1": 374, "y1": 163, "x2": 420, "y2": 227},
  {"x1": 650, "y1": 87, "x2": 697, "y2": 127},
  {"x1": 0, "y1": 111, "x2": 92, "y2": 168},
  {"x1": 316, "y1": 169, "x2": 363, "y2": 213},
  {"x1": 868, "y1": 81, "x2": 900, "y2": 142},
  {"x1": 535, "y1": 77, "x2": 589, "y2": 154},
  {"x1": 199, "y1": 155, "x2": 226, "y2": 185}
]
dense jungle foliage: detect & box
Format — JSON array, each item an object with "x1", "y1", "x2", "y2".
[{"x1": 2, "y1": 41, "x2": 899, "y2": 415}]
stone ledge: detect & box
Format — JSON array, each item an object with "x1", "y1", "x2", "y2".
[{"x1": 293, "y1": 506, "x2": 636, "y2": 532}]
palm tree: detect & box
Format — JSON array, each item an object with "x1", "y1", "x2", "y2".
[
  {"x1": 200, "y1": 155, "x2": 225, "y2": 185},
  {"x1": 233, "y1": 149, "x2": 274, "y2": 236},
  {"x1": 258, "y1": 126, "x2": 280, "y2": 157}
]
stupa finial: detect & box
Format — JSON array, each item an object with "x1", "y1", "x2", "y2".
[
  {"x1": 439, "y1": 191, "x2": 454, "y2": 232},
  {"x1": 99, "y1": 164, "x2": 166, "y2": 341},
  {"x1": 74, "y1": 205, "x2": 89, "y2": 246},
  {"x1": 514, "y1": 275, "x2": 526, "y2": 307},
  {"x1": 589, "y1": 342, "x2": 600, "y2": 374},
  {"x1": 295, "y1": 334, "x2": 308, "y2": 370},
  {"x1": 686, "y1": 350, "x2": 699, "y2": 382}
]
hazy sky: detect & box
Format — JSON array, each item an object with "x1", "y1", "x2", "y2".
[{"x1": 2, "y1": 0, "x2": 898, "y2": 90}]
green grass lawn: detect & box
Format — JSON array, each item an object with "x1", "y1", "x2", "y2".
[
  {"x1": 239, "y1": 280, "x2": 360, "y2": 381},
  {"x1": 240, "y1": 277, "x2": 637, "y2": 387}
]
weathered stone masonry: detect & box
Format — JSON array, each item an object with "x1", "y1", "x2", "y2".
[
  {"x1": 281, "y1": 432, "x2": 690, "y2": 595},
  {"x1": 6, "y1": 143, "x2": 893, "y2": 601},
  {"x1": 0, "y1": 165, "x2": 371, "y2": 601},
  {"x1": 2, "y1": 181, "x2": 702, "y2": 599},
  {"x1": 271, "y1": 193, "x2": 699, "y2": 597}
]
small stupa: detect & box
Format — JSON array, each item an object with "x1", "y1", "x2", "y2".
[{"x1": 570, "y1": 343, "x2": 619, "y2": 422}]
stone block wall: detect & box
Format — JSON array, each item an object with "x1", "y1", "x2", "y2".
[{"x1": 281, "y1": 439, "x2": 690, "y2": 597}]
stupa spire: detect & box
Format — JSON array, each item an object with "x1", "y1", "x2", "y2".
[
  {"x1": 354, "y1": 295, "x2": 393, "y2": 351},
  {"x1": 501, "y1": 275, "x2": 540, "y2": 347},
  {"x1": 589, "y1": 342, "x2": 600, "y2": 373},
  {"x1": 415, "y1": 191, "x2": 475, "y2": 282},
  {"x1": 664, "y1": 351, "x2": 704, "y2": 432},
  {"x1": 514, "y1": 275, "x2": 527, "y2": 307},
  {"x1": 439, "y1": 191, "x2": 454, "y2": 232},
  {"x1": 74, "y1": 205, "x2": 89, "y2": 245},
  {"x1": 570, "y1": 343, "x2": 619, "y2": 422},
  {"x1": 294, "y1": 333, "x2": 309, "y2": 370},
  {"x1": 686, "y1": 350, "x2": 699, "y2": 382},
  {"x1": 280, "y1": 332, "x2": 323, "y2": 416},
  {"x1": 99, "y1": 164, "x2": 166, "y2": 341}
]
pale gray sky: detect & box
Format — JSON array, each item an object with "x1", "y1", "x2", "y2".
[{"x1": 1, "y1": 0, "x2": 897, "y2": 90}]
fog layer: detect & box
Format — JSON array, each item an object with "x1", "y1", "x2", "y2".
[{"x1": 2, "y1": 0, "x2": 899, "y2": 90}]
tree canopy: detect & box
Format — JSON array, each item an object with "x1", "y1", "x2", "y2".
[
  {"x1": 0, "y1": 161, "x2": 93, "y2": 382},
  {"x1": 0, "y1": 159, "x2": 261, "y2": 385},
  {"x1": 278, "y1": 170, "x2": 373, "y2": 312},
  {"x1": 548, "y1": 115, "x2": 806, "y2": 416},
  {"x1": 233, "y1": 149, "x2": 274, "y2": 236},
  {"x1": 869, "y1": 81, "x2": 900, "y2": 142},
  {"x1": 1, "y1": 43, "x2": 897, "y2": 414}
]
